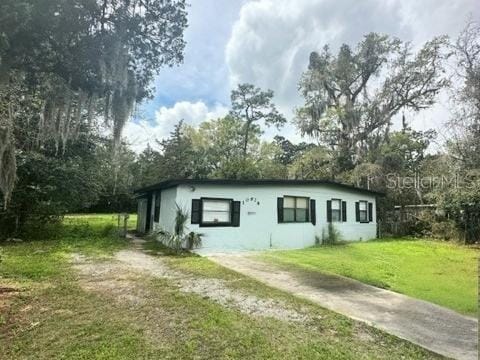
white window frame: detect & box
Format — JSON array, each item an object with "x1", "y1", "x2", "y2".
[
  {"x1": 201, "y1": 198, "x2": 233, "y2": 226},
  {"x1": 359, "y1": 200, "x2": 368, "y2": 223},
  {"x1": 282, "y1": 196, "x2": 309, "y2": 223},
  {"x1": 331, "y1": 199, "x2": 342, "y2": 222}
]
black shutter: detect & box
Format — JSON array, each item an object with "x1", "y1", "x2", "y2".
[
  {"x1": 326, "y1": 200, "x2": 332, "y2": 222},
  {"x1": 310, "y1": 199, "x2": 316, "y2": 225},
  {"x1": 368, "y1": 202, "x2": 373, "y2": 222},
  {"x1": 232, "y1": 201, "x2": 241, "y2": 227},
  {"x1": 146, "y1": 194, "x2": 152, "y2": 231},
  {"x1": 277, "y1": 197, "x2": 284, "y2": 223},
  {"x1": 355, "y1": 202, "x2": 360, "y2": 222},
  {"x1": 342, "y1": 201, "x2": 347, "y2": 222},
  {"x1": 191, "y1": 199, "x2": 201, "y2": 224}
]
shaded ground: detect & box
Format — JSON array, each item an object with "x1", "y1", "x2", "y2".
[{"x1": 208, "y1": 252, "x2": 478, "y2": 360}]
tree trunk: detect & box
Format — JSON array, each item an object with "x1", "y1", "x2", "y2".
[{"x1": 242, "y1": 122, "x2": 250, "y2": 160}]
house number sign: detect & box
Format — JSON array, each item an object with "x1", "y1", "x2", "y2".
[
  {"x1": 242, "y1": 197, "x2": 260, "y2": 206},
  {"x1": 243, "y1": 197, "x2": 260, "y2": 215}
]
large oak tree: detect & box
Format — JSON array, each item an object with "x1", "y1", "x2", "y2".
[{"x1": 296, "y1": 33, "x2": 448, "y2": 173}]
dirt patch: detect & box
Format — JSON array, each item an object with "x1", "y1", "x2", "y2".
[
  {"x1": 71, "y1": 249, "x2": 314, "y2": 325},
  {"x1": 179, "y1": 277, "x2": 311, "y2": 323},
  {"x1": 73, "y1": 255, "x2": 151, "y2": 307},
  {"x1": 0, "y1": 287, "x2": 20, "y2": 294}
]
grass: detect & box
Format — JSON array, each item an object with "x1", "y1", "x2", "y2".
[
  {"x1": 0, "y1": 217, "x2": 442, "y2": 359},
  {"x1": 259, "y1": 238, "x2": 479, "y2": 316}
]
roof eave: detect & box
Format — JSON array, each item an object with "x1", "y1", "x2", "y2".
[{"x1": 134, "y1": 179, "x2": 385, "y2": 197}]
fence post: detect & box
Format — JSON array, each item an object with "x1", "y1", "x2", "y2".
[{"x1": 122, "y1": 213, "x2": 129, "y2": 238}]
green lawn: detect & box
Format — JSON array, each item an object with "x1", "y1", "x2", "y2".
[
  {"x1": 64, "y1": 213, "x2": 138, "y2": 231},
  {"x1": 259, "y1": 239, "x2": 479, "y2": 316},
  {"x1": 0, "y1": 215, "x2": 441, "y2": 359}
]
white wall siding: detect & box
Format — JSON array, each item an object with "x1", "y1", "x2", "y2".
[
  {"x1": 174, "y1": 184, "x2": 377, "y2": 251},
  {"x1": 156, "y1": 187, "x2": 177, "y2": 232}
]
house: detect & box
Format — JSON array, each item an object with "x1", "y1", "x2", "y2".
[{"x1": 135, "y1": 179, "x2": 382, "y2": 251}]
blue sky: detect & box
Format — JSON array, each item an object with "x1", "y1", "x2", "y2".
[
  {"x1": 125, "y1": 0, "x2": 480, "y2": 152},
  {"x1": 141, "y1": 0, "x2": 244, "y2": 115}
]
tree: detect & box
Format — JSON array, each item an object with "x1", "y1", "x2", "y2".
[
  {"x1": 432, "y1": 20, "x2": 480, "y2": 243},
  {"x1": 273, "y1": 136, "x2": 316, "y2": 166},
  {"x1": 447, "y1": 20, "x2": 480, "y2": 170},
  {"x1": 0, "y1": 0, "x2": 188, "y2": 208},
  {"x1": 256, "y1": 142, "x2": 288, "y2": 179},
  {"x1": 288, "y1": 146, "x2": 333, "y2": 180},
  {"x1": 296, "y1": 33, "x2": 448, "y2": 173},
  {"x1": 157, "y1": 121, "x2": 209, "y2": 180},
  {"x1": 348, "y1": 129, "x2": 436, "y2": 206},
  {"x1": 188, "y1": 115, "x2": 252, "y2": 177},
  {"x1": 0, "y1": 135, "x2": 104, "y2": 237},
  {"x1": 90, "y1": 140, "x2": 138, "y2": 213},
  {"x1": 380, "y1": 129, "x2": 436, "y2": 174},
  {"x1": 230, "y1": 83, "x2": 286, "y2": 159},
  {"x1": 0, "y1": 0, "x2": 188, "y2": 236},
  {"x1": 135, "y1": 144, "x2": 165, "y2": 188}
]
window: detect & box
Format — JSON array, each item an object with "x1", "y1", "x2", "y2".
[
  {"x1": 191, "y1": 198, "x2": 241, "y2": 227},
  {"x1": 327, "y1": 199, "x2": 346, "y2": 222},
  {"x1": 282, "y1": 196, "x2": 309, "y2": 223},
  {"x1": 356, "y1": 200, "x2": 372, "y2": 223},
  {"x1": 202, "y1": 199, "x2": 232, "y2": 225},
  {"x1": 359, "y1": 201, "x2": 368, "y2": 222},
  {"x1": 331, "y1": 199, "x2": 341, "y2": 222}
]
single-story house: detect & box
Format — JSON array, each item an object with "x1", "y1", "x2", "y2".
[{"x1": 135, "y1": 179, "x2": 383, "y2": 251}]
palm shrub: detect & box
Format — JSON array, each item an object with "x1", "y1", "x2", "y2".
[{"x1": 156, "y1": 204, "x2": 203, "y2": 253}]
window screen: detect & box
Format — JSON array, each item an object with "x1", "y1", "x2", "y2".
[
  {"x1": 282, "y1": 196, "x2": 309, "y2": 223},
  {"x1": 202, "y1": 199, "x2": 232, "y2": 224},
  {"x1": 359, "y1": 201, "x2": 368, "y2": 222},
  {"x1": 331, "y1": 199, "x2": 341, "y2": 222}
]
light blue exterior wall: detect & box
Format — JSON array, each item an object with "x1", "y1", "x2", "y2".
[
  {"x1": 155, "y1": 187, "x2": 177, "y2": 232},
  {"x1": 151, "y1": 183, "x2": 377, "y2": 252}
]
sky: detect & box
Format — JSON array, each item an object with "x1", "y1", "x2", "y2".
[{"x1": 124, "y1": 0, "x2": 480, "y2": 153}]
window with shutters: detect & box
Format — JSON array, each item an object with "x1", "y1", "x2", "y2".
[
  {"x1": 282, "y1": 196, "x2": 309, "y2": 223},
  {"x1": 331, "y1": 199, "x2": 342, "y2": 222},
  {"x1": 202, "y1": 199, "x2": 232, "y2": 225},
  {"x1": 359, "y1": 200, "x2": 368, "y2": 222},
  {"x1": 191, "y1": 198, "x2": 240, "y2": 227}
]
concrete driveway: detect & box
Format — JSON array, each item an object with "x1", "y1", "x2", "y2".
[{"x1": 207, "y1": 253, "x2": 478, "y2": 360}]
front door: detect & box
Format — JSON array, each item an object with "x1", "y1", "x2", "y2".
[
  {"x1": 136, "y1": 198, "x2": 148, "y2": 233},
  {"x1": 145, "y1": 194, "x2": 152, "y2": 232}
]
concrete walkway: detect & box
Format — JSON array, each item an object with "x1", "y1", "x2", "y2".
[{"x1": 207, "y1": 253, "x2": 478, "y2": 360}]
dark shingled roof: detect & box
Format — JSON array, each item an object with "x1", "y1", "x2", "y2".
[{"x1": 135, "y1": 179, "x2": 384, "y2": 197}]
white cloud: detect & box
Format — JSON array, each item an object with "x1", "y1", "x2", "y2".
[
  {"x1": 124, "y1": 101, "x2": 228, "y2": 153},
  {"x1": 226, "y1": 0, "x2": 480, "y2": 138}
]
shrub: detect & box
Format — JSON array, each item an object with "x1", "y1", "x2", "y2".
[
  {"x1": 185, "y1": 231, "x2": 203, "y2": 250},
  {"x1": 155, "y1": 204, "x2": 203, "y2": 254},
  {"x1": 320, "y1": 223, "x2": 342, "y2": 245},
  {"x1": 431, "y1": 220, "x2": 461, "y2": 241},
  {"x1": 100, "y1": 223, "x2": 118, "y2": 237}
]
